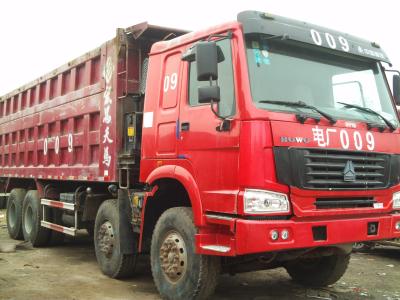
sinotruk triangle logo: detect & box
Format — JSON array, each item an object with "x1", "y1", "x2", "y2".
[{"x1": 343, "y1": 160, "x2": 356, "y2": 182}]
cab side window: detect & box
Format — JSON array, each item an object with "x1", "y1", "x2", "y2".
[{"x1": 188, "y1": 38, "x2": 236, "y2": 117}]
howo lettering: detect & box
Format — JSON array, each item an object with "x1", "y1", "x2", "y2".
[{"x1": 1, "y1": 11, "x2": 400, "y2": 300}]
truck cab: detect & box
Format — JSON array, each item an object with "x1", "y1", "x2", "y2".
[
  {"x1": 137, "y1": 10, "x2": 400, "y2": 298},
  {"x1": 141, "y1": 9, "x2": 400, "y2": 252},
  {"x1": 4, "y1": 10, "x2": 400, "y2": 300}
]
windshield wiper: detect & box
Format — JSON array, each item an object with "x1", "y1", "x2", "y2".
[
  {"x1": 337, "y1": 102, "x2": 396, "y2": 131},
  {"x1": 259, "y1": 100, "x2": 337, "y2": 124}
]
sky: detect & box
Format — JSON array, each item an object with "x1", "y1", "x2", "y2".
[{"x1": 0, "y1": 0, "x2": 399, "y2": 96}]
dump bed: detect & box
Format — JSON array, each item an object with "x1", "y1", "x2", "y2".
[{"x1": 0, "y1": 23, "x2": 187, "y2": 183}]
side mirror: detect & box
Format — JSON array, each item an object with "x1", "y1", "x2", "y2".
[
  {"x1": 393, "y1": 75, "x2": 400, "y2": 105},
  {"x1": 198, "y1": 86, "x2": 220, "y2": 103},
  {"x1": 196, "y1": 41, "x2": 218, "y2": 81}
]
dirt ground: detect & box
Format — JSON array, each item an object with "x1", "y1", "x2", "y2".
[{"x1": 0, "y1": 209, "x2": 399, "y2": 300}]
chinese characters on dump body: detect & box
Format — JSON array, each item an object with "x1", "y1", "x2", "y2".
[{"x1": 102, "y1": 57, "x2": 114, "y2": 171}]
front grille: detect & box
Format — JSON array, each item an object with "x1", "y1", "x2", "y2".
[
  {"x1": 314, "y1": 197, "x2": 375, "y2": 209},
  {"x1": 303, "y1": 149, "x2": 389, "y2": 189},
  {"x1": 274, "y1": 147, "x2": 399, "y2": 191}
]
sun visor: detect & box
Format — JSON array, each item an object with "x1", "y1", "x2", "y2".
[{"x1": 238, "y1": 11, "x2": 390, "y2": 64}]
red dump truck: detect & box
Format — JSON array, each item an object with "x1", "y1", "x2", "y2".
[{"x1": 2, "y1": 10, "x2": 400, "y2": 299}]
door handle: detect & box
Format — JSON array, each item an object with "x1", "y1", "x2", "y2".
[{"x1": 181, "y1": 122, "x2": 190, "y2": 131}]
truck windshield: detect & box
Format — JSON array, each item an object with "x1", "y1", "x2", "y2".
[{"x1": 245, "y1": 34, "x2": 398, "y2": 128}]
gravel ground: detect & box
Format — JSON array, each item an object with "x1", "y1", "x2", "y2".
[{"x1": 0, "y1": 208, "x2": 399, "y2": 300}]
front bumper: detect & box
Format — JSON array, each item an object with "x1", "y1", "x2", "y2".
[{"x1": 196, "y1": 213, "x2": 400, "y2": 256}]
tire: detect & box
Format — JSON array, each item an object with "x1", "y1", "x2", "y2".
[
  {"x1": 6, "y1": 189, "x2": 27, "y2": 240},
  {"x1": 94, "y1": 199, "x2": 137, "y2": 278},
  {"x1": 151, "y1": 207, "x2": 220, "y2": 300},
  {"x1": 22, "y1": 190, "x2": 51, "y2": 246},
  {"x1": 285, "y1": 253, "x2": 350, "y2": 287}
]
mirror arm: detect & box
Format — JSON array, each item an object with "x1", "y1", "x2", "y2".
[
  {"x1": 210, "y1": 100, "x2": 223, "y2": 119},
  {"x1": 207, "y1": 31, "x2": 233, "y2": 42},
  {"x1": 210, "y1": 100, "x2": 232, "y2": 132}
]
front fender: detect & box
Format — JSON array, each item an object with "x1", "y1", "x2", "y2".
[{"x1": 145, "y1": 165, "x2": 205, "y2": 226}]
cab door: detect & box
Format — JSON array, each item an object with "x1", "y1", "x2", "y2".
[
  {"x1": 154, "y1": 52, "x2": 182, "y2": 159},
  {"x1": 178, "y1": 37, "x2": 239, "y2": 214}
]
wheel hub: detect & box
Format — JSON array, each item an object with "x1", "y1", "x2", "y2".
[
  {"x1": 159, "y1": 231, "x2": 187, "y2": 283},
  {"x1": 98, "y1": 221, "x2": 115, "y2": 258}
]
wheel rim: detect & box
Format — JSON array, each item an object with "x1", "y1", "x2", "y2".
[
  {"x1": 159, "y1": 231, "x2": 187, "y2": 283},
  {"x1": 8, "y1": 201, "x2": 17, "y2": 227},
  {"x1": 24, "y1": 205, "x2": 34, "y2": 235},
  {"x1": 98, "y1": 221, "x2": 115, "y2": 258}
]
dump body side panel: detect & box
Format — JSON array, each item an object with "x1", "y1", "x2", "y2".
[
  {"x1": 0, "y1": 42, "x2": 120, "y2": 182},
  {"x1": 0, "y1": 24, "x2": 189, "y2": 186}
]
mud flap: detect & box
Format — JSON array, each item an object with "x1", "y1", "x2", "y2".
[{"x1": 117, "y1": 189, "x2": 138, "y2": 254}]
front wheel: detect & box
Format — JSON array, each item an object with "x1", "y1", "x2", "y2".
[
  {"x1": 94, "y1": 199, "x2": 137, "y2": 278},
  {"x1": 285, "y1": 253, "x2": 350, "y2": 287},
  {"x1": 151, "y1": 207, "x2": 220, "y2": 300}
]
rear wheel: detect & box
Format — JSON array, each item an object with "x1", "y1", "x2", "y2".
[
  {"x1": 22, "y1": 190, "x2": 51, "y2": 246},
  {"x1": 6, "y1": 189, "x2": 27, "y2": 240},
  {"x1": 94, "y1": 199, "x2": 137, "y2": 278},
  {"x1": 285, "y1": 253, "x2": 350, "y2": 287},
  {"x1": 151, "y1": 207, "x2": 220, "y2": 300}
]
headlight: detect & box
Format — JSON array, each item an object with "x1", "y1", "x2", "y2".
[
  {"x1": 244, "y1": 189, "x2": 290, "y2": 214},
  {"x1": 393, "y1": 191, "x2": 400, "y2": 209},
  {"x1": 395, "y1": 221, "x2": 400, "y2": 231}
]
